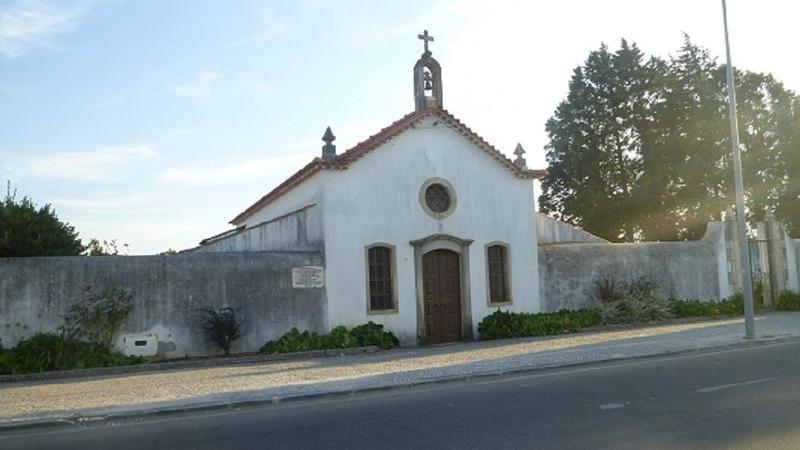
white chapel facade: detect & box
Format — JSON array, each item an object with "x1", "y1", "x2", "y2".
[{"x1": 194, "y1": 32, "x2": 546, "y2": 345}]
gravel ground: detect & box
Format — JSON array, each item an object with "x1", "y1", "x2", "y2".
[{"x1": 1, "y1": 313, "x2": 798, "y2": 424}]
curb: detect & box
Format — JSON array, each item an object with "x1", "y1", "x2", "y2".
[
  {"x1": 0, "y1": 313, "x2": 775, "y2": 384},
  {"x1": 2, "y1": 334, "x2": 798, "y2": 433}
]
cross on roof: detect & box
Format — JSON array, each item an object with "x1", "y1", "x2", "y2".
[{"x1": 418, "y1": 30, "x2": 434, "y2": 54}]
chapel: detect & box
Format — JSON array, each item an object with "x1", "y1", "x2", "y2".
[{"x1": 193, "y1": 31, "x2": 547, "y2": 345}]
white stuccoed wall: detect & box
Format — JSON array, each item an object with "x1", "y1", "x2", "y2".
[
  {"x1": 320, "y1": 116, "x2": 540, "y2": 344},
  {"x1": 239, "y1": 172, "x2": 327, "y2": 228}
]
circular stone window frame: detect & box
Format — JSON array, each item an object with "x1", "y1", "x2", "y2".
[{"x1": 419, "y1": 177, "x2": 457, "y2": 220}]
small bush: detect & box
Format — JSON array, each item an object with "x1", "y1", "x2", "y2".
[
  {"x1": 775, "y1": 291, "x2": 800, "y2": 311},
  {"x1": 593, "y1": 277, "x2": 624, "y2": 304},
  {"x1": 0, "y1": 333, "x2": 143, "y2": 375},
  {"x1": 350, "y1": 322, "x2": 400, "y2": 349},
  {"x1": 478, "y1": 309, "x2": 600, "y2": 340},
  {"x1": 260, "y1": 322, "x2": 399, "y2": 354},
  {"x1": 260, "y1": 329, "x2": 325, "y2": 354},
  {"x1": 669, "y1": 296, "x2": 743, "y2": 318},
  {"x1": 0, "y1": 342, "x2": 10, "y2": 375},
  {"x1": 589, "y1": 277, "x2": 673, "y2": 325},
  {"x1": 199, "y1": 307, "x2": 245, "y2": 355},
  {"x1": 327, "y1": 326, "x2": 357, "y2": 349}
]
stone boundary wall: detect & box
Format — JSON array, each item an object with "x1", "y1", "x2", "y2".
[
  {"x1": 794, "y1": 239, "x2": 800, "y2": 292},
  {"x1": 0, "y1": 252, "x2": 326, "y2": 358},
  {"x1": 536, "y1": 213, "x2": 608, "y2": 244},
  {"x1": 538, "y1": 223, "x2": 731, "y2": 312},
  {"x1": 189, "y1": 204, "x2": 322, "y2": 253}
]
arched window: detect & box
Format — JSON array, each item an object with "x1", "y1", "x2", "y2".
[
  {"x1": 487, "y1": 244, "x2": 511, "y2": 305},
  {"x1": 366, "y1": 245, "x2": 397, "y2": 313}
]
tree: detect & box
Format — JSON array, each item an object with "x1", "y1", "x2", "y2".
[
  {"x1": 0, "y1": 184, "x2": 83, "y2": 257},
  {"x1": 540, "y1": 36, "x2": 800, "y2": 241},
  {"x1": 540, "y1": 40, "x2": 658, "y2": 242},
  {"x1": 84, "y1": 238, "x2": 128, "y2": 256},
  {"x1": 773, "y1": 93, "x2": 800, "y2": 236},
  {"x1": 647, "y1": 36, "x2": 730, "y2": 240}
]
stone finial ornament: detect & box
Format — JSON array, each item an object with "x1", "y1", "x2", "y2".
[
  {"x1": 513, "y1": 143, "x2": 527, "y2": 169},
  {"x1": 322, "y1": 126, "x2": 337, "y2": 160}
]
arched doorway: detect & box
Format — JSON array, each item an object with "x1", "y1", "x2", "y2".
[{"x1": 422, "y1": 249, "x2": 462, "y2": 344}]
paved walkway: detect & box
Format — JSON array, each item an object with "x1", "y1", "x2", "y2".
[{"x1": 2, "y1": 313, "x2": 799, "y2": 426}]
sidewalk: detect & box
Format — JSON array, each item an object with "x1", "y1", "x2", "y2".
[{"x1": 2, "y1": 312, "x2": 799, "y2": 429}]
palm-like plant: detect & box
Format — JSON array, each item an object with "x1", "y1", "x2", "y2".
[{"x1": 199, "y1": 307, "x2": 244, "y2": 355}]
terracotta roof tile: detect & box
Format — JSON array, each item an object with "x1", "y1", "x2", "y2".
[{"x1": 230, "y1": 107, "x2": 547, "y2": 225}]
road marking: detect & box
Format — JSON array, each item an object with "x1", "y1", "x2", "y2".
[
  {"x1": 696, "y1": 377, "x2": 775, "y2": 393},
  {"x1": 494, "y1": 341, "x2": 800, "y2": 387},
  {"x1": 599, "y1": 403, "x2": 625, "y2": 410}
]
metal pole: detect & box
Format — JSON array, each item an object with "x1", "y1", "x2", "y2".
[{"x1": 721, "y1": 0, "x2": 756, "y2": 339}]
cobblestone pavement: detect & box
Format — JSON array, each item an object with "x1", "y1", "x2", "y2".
[{"x1": 2, "y1": 313, "x2": 798, "y2": 424}]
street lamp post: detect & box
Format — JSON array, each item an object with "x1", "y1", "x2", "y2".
[{"x1": 721, "y1": 0, "x2": 756, "y2": 339}]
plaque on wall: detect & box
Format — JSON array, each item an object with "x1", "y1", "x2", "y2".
[{"x1": 292, "y1": 266, "x2": 325, "y2": 288}]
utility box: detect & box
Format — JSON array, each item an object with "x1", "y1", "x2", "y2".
[{"x1": 121, "y1": 333, "x2": 158, "y2": 357}]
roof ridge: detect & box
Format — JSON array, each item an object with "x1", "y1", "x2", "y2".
[{"x1": 229, "y1": 107, "x2": 545, "y2": 225}]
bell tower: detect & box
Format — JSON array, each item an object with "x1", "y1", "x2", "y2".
[{"x1": 414, "y1": 30, "x2": 443, "y2": 112}]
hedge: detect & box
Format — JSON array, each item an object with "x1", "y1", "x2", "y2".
[
  {"x1": 0, "y1": 333, "x2": 143, "y2": 375},
  {"x1": 261, "y1": 322, "x2": 399, "y2": 354}
]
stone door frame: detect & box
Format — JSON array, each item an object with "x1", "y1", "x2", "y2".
[{"x1": 410, "y1": 234, "x2": 473, "y2": 344}]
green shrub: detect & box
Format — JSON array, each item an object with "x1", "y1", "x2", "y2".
[
  {"x1": 0, "y1": 353, "x2": 10, "y2": 375},
  {"x1": 775, "y1": 291, "x2": 800, "y2": 311},
  {"x1": 669, "y1": 296, "x2": 743, "y2": 318},
  {"x1": 327, "y1": 326, "x2": 358, "y2": 349},
  {"x1": 0, "y1": 333, "x2": 143, "y2": 375},
  {"x1": 260, "y1": 329, "x2": 325, "y2": 354},
  {"x1": 0, "y1": 342, "x2": 10, "y2": 375},
  {"x1": 350, "y1": 322, "x2": 400, "y2": 349},
  {"x1": 477, "y1": 309, "x2": 600, "y2": 340},
  {"x1": 260, "y1": 322, "x2": 399, "y2": 354}
]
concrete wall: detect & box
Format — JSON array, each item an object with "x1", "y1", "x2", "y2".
[
  {"x1": 794, "y1": 239, "x2": 800, "y2": 292},
  {"x1": 192, "y1": 205, "x2": 323, "y2": 253},
  {"x1": 0, "y1": 252, "x2": 326, "y2": 357},
  {"x1": 536, "y1": 213, "x2": 608, "y2": 244},
  {"x1": 538, "y1": 223, "x2": 730, "y2": 311},
  {"x1": 321, "y1": 116, "x2": 542, "y2": 345}
]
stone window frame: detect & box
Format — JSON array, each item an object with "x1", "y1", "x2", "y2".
[
  {"x1": 419, "y1": 177, "x2": 457, "y2": 220},
  {"x1": 485, "y1": 241, "x2": 512, "y2": 306},
  {"x1": 365, "y1": 243, "x2": 399, "y2": 315}
]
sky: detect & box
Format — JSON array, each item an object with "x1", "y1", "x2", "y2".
[{"x1": 1, "y1": 0, "x2": 798, "y2": 254}]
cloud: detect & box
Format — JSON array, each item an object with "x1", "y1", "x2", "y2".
[
  {"x1": 3, "y1": 145, "x2": 157, "y2": 180},
  {"x1": 241, "y1": 79, "x2": 273, "y2": 96},
  {"x1": 156, "y1": 152, "x2": 315, "y2": 188},
  {"x1": 171, "y1": 70, "x2": 218, "y2": 98},
  {"x1": 231, "y1": 22, "x2": 286, "y2": 48},
  {"x1": 0, "y1": 0, "x2": 90, "y2": 58},
  {"x1": 231, "y1": 1, "x2": 286, "y2": 48},
  {"x1": 50, "y1": 192, "x2": 155, "y2": 212}
]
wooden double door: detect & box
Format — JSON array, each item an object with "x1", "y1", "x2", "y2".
[{"x1": 422, "y1": 249, "x2": 463, "y2": 345}]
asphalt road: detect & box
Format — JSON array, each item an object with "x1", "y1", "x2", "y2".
[{"x1": 3, "y1": 341, "x2": 800, "y2": 450}]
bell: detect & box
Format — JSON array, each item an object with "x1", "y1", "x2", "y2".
[{"x1": 424, "y1": 79, "x2": 433, "y2": 91}]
